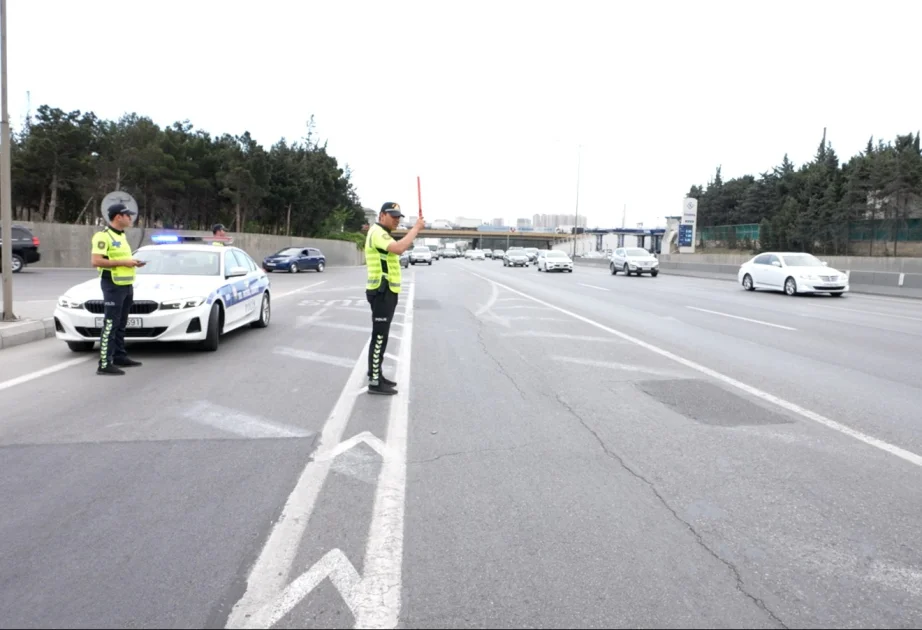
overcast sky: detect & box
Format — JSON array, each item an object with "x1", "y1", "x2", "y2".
[{"x1": 6, "y1": 0, "x2": 920, "y2": 229}]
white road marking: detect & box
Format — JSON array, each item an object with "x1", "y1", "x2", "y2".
[
  {"x1": 232, "y1": 277, "x2": 419, "y2": 629},
  {"x1": 551, "y1": 355, "x2": 684, "y2": 376},
  {"x1": 469, "y1": 272, "x2": 922, "y2": 470},
  {"x1": 686, "y1": 306, "x2": 797, "y2": 331},
  {"x1": 183, "y1": 401, "x2": 312, "y2": 439},
  {"x1": 579, "y1": 283, "x2": 610, "y2": 292},
  {"x1": 811, "y1": 304, "x2": 922, "y2": 323},
  {"x1": 499, "y1": 331, "x2": 624, "y2": 343},
  {"x1": 327, "y1": 431, "x2": 388, "y2": 460},
  {"x1": 0, "y1": 356, "x2": 94, "y2": 393},
  {"x1": 274, "y1": 280, "x2": 328, "y2": 300},
  {"x1": 475, "y1": 280, "x2": 499, "y2": 317},
  {"x1": 225, "y1": 340, "x2": 372, "y2": 627},
  {"x1": 493, "y1": 305, "x2": 555, "y2": 311},
  {"x1": 273, "y1": 347, "x2": 356, "y2": 369},
  {"x1": 295, "y1": 307, "x2": 331, "y2": 329},
  {"x1": 496, "y1": 297, "x2": 531, "y2": 303},
  {"x1": 311, "y1": 322, "x2": 368, "y2": 333}
]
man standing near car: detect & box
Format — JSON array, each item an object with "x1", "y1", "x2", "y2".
[
  {"x1": 91, "y1": 203, "x2": 146, "y2": 375},
  {"x1": 212, "y1": 223, "x2": 227, "y2": 246},
  {"x1": 364, "y1": 202, "x2": 424, "y2": 395}
]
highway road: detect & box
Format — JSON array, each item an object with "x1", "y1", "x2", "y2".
[{"x1": 1, "y1": 260, "x2": 921, "y2": 628}]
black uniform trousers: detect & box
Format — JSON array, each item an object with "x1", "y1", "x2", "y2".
[
  {"x1": 366, "y1": 283, "x2": 399, "y2": 383},
  {"x1": 99, "y1": 278, "x2": 134, "y2": 369}
]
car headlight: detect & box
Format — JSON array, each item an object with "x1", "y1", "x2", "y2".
[
  {"x1": 161, "y1": 297, "x2": 206, "y2": 310},
  {"x1": 57, "y1": 296, "x2": 84, "y2": 309}
]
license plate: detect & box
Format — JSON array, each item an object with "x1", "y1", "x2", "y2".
[{"x1": 96, "y1": 317, "x2": 143, "y2": 328}]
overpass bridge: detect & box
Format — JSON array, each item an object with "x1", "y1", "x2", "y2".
[{"x1": 390, "y1": 228, "x2": 572, "y2": 250}]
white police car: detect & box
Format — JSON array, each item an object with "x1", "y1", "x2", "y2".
[{"x1": 53, "y1": 234, "x2": 271, "y2": 352}]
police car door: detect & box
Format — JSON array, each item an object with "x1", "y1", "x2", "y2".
[{"x1": 222, "y1": 249, "x2": 250, "y2": 328}]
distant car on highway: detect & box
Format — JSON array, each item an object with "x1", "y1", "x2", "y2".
[
  {"x1": 492, "y1": 249, "x2": 505, "y2": 260},
  {"x1": 54, "y1": 236, "x2": 270, "y2": 353},
  {"x1": 738, "y1": 252, "x2": 849, "y2": 297},
  {"x1": 609, "y1": 247, "x2": 660, "y2": 277},
  {"x1": 399, "y1": 251, "x2": 409, "y2": 268},
  {"x1": 409, "y1": 245, "x2": 433, "y2": 265},
  {"x1": 465, "y1": 249, "x2": 486, "y2": 261},
  {"x1": 503, "y1": 250, "x2": 529, "y2": 267},
  {"x1": 524, "y1": 247, "x2": 539, "y2": 263},
  {"x1": 262, "y1": 246, "x2": 325, "y2": 273},
  {"x1": 0, "y1": 224, "x2": 41, "y2": 273},
  {"x1": 537, "y1": 250, "x2": 573, "y2": 272}
]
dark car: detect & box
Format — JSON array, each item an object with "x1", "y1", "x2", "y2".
[
  {"x1": 262, "y1": 246, "x2": 326, "y2": 273},
  {"x1": 0, "y1": 225, "x2": 41, "y2": 273}
]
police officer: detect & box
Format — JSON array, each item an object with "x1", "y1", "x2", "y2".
[
  {"x1": 212, "y1": 223, "x2": 227, "y2": 246},
  {"x1": 91, "y1": 203, "x2": 146, "y2": 375},
  {"x1": 365, "y1": 202, "x2": 424, "y2": 395}
]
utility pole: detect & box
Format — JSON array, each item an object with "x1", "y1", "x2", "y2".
[
  {"x1": 1, "y1": 0, "x2": 16, "y2": 322},
  {"x1": 573, "y1": 144, "x2": 581, "y2": 258}
]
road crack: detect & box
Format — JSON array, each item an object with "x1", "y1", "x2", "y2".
[
  {"x1": 554, "y1": 392, "x2": 789, "y2": 629},
  {"x1": 476, "y1": 316, "x2": 528, "y2": 401},
  {"x1": 409, "y1": 443, "x2": 536, "y2": 465}
]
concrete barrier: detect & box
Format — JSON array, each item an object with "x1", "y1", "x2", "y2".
[
  {"x1": 15, "y1": 221, "x2": 366, "y2": 269},
  {"x1": 575, "y1": 255, "x2": 922, "y2": 299}
]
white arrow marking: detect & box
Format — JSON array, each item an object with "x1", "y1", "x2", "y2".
[{"x1": 325, "y1": 431, "x2": 388, "y2": 460}]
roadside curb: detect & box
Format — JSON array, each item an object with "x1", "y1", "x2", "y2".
[{"x1": 0, "y1": 317, "x2": 56, "y2": 350}]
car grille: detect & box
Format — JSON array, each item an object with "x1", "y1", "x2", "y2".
[
  {"x1": 83, "y1": 300, "x2": 160, "y2": 315},
  {"x1": 76, "y1": 326, "x2": 167, "y2": 338},
  {"x1": 819, "y1": 275, "x2": 838, "y2": 282}
]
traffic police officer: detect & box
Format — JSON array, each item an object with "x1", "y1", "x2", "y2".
[
  {"x1": 212, "y1": 223, "x2": 227, "y2": 246},
  {"x1": 91, "y1": 203, "x2": 146, "y2": 375},
  {"x1": 365, "y1": 202, "x2": 424, "y2": 395}
]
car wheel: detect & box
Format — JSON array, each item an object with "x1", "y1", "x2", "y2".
[
  {"x1": 67, "y1": 341, "x2": 95, "y2": 352},
  {"x1": 198, "y1": 303, "x2": 222, "y2": 351},
  {"x1": 9, "y1": 253, "x2": 25, "y2": 273},
  {"x1": 251, "y1": 292, "x2": 271, "y2": 328},
  {"x1": 624, "y1": 263, "x2": 631, "y2": 276},
  {"x1": 651, "y1": 270, "x2": 659, "y2": 277},
  {"x1": 428, "y1": 261, "x2": 432, "y2": 265},
  {"x1": 289, "y1": 263, "x2": 298, "y2": 273},
  {"x1": 784, "y1": 277, "x2": 798, "y2": 296},
  {"x1": 742, "y1": 274, "x2": 754, "y2": 291},
  {"x1": 316, "y1": 262, "x2": 325, "y2": 272},
  {"x1": 610, "y1": 264, "x2": 617, "y2": 275}
]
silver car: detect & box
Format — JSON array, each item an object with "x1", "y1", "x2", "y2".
[
  {"x1": 610, "y1": 247, "x2": 659, "y2": 277},
  {"x1": 409, "y1": 245, "x2": 433, "y2": 265},
  {"x1": 537, "y1": 250, "x2": 573, "y2": 272},
  {"x1": 503, "y1": 250, "x2": 529, "y2": 267}
]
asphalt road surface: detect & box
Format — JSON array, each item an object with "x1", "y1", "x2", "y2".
[{"x1": 1, "y1": 260, "x2": 921, "y2": 629}]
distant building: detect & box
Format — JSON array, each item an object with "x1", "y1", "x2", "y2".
[
  {"x1": 363, "y1": 207, "x2": 377, "y2": 225},
  {"x1": 516, "y1": 218, "x2": 532, "y2": 229},
  {"x1": 492, "y1": 218, "x2": 504, "y2": 227}
]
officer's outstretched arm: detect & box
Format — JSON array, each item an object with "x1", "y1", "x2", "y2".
[{"x1": 386, "y1": 218, "x2": 425, "y2": 254}]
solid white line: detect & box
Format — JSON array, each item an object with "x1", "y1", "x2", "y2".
[
  {"x1": 273, "y1": 347, "x2": 356, "y2": 369},
  {"x1": 274, "y1": 280, "x2": 328, "y2": 300},
  {"x1": 353, "y1": 271, "x2": 416, "y2": 629},
  {"x1": 579, "y1": 283, "x2": 610, "y2": 292},
  {"x1": 686, "y1": 306, "x2": 797, "y2": 331},
  {"x1": 184, "y1": 401, "x2": 312, "y2": 439},
  {"x1": 493, "y1": 305, "x2": 554, "y2": 311},
  {"x1": 225, "y1": 340, "x2": 372, "y2": 628},
  {"x1": 0, "y1": 356, "x2": 94, "y2": 393},
  {"x1": 499, "y1": 331, "x2": 623, "y2": 343},
  {"x1": 469, "y1": 272, "x2": 922, "y2": 469}
]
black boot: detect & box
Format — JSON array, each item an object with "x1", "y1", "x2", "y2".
[
  {"x1": 97, "y1": 364, "x2": 126, "y2": 376},
  {"x1": 368, "y1": 381, "x2": 398, "y2": 395},
  {"x1": 368, "y1": 372, "x2": 396, "y2": 387},
  {"x1": 115, "y1": 357, "x2": 143, "y2": 367}
]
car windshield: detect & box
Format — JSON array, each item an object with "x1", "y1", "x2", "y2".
[
  {"x1": 626, "y1": 248, "x2": 650, "y2": 256},
  {"x1": 783, "y1": 254, "x2": 824, "y2": 267},
  {"x1": 547, "y1": 251, "x2": 569, "y2": 258},
  {"x1": 525, "y1": 248, "x2": 538, "y2": 254},
  {"x1": 135, "y1": 249, "x2": 221, "y2": 276},
  {"x1": 413, "y1": 246, "x2": 429, "y2": 252},
  {"x1": 276, "y1": 247, "x2": 301, "y2": 257}
]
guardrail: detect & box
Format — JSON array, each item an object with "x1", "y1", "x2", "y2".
[{"x1": 573, "y1": 257, "x2": 922, "y2": 299}]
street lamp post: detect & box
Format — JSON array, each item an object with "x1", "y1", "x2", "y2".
[{"x1": 1, "y1": 0, "x2": 15, "y2": 322}]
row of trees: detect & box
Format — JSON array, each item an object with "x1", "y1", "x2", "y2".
[
  {"x1": 687, "y1": 130, "x2": 922, "y2": 255},
  {"x1": 6, "y1": 104, "x2": 367, "y2": 240}
]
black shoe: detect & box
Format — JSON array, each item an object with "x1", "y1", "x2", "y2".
[
  {"x1": 114, "y1": 357, "x2": 143, "y2": 367},
  {"x1": 368, "y1": 373, "x2": 397, "y2": 387},
  {"x1": 97, "y1": 364, "x2": 126, "y2": 376},
  {"x1": 368, "y1": 382, "x2": 398, "y2": 396}
]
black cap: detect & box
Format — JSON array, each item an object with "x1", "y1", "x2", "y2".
[
  {"x1": 212, "y1": 223, "x2": 226, "y2": 234},
  {"x1": 380, "y1": 202, "x2": 404, "y2": 218},
  {"x1": 107, "y1": 203, "x2": 136, "y2": 221}
]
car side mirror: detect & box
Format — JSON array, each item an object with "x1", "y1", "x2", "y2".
[
  {"x1": 772, "y1": 261, "x2": 781, "y2": 267},
  {"x1": 822, "y1": 261, "x2": 828, "y2": 266},
  {"x1": 226, "y1": 266, "x2": 248, "y2": 278}
]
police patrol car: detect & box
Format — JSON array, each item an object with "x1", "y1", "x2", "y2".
[{"x1": 53, "y1": 234, "x2": 271, "y2": 352}]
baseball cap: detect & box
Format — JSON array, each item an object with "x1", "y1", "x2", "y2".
[
  {"x1": 107, "y1": 203, "x2": 136, "y2": 221},
  {"x1": 380, "y1": 202, "x2": 404, "y2": 218},
  {"x1": 212, "y1": 223, "x2": 226, "y2": 234}
]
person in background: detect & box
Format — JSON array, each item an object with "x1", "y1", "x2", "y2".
[{"x1": 212, "y1": 223, "x2": 227, "y2": 246}]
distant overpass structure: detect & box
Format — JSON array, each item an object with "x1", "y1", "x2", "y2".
[{"x1": 392, "y1": 225, "x2": 667, "y2": 252}]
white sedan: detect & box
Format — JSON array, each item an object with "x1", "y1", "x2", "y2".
[
  {"x1": 738, "y1": 252, "x2": 849, "y2": 296},
  {"x1": 537, "y1": 250, "x2": 574, "y2": 272},
  {"x1": 54, "y1": 241, "x2": 271, "y2": 353}
]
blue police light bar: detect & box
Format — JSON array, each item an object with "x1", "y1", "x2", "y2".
[{"x1": 151, "y1": 234, "x2": 181, "y2": 244}]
